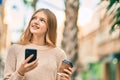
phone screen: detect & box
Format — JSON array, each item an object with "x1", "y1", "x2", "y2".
[{"x1": 25, "y1": 49, "x2": 37, "y2": 63}]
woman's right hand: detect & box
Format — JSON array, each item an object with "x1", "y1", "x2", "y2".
[{"x1": 18, "y1": 54, "x2": 38, "y2": 76}]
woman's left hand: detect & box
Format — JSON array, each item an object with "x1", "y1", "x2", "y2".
[{"x1": 57, "y1": 67, "x2": 73, "y2": 80}]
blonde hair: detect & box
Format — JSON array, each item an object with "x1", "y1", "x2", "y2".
[{"x1": 19, "y1": 8, "x2": 57, "y2": 47}]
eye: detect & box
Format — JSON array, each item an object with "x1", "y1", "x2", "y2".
[
  {"x1": 31, "y1": 16, "x2": 37, "y2": 20},
  {"x1": 40, "y1": 18, "x2": 46, "y2": 23}
]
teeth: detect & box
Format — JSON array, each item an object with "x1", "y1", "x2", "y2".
[{"x1": 32, "y1": 25, "x2": 39, "y2": 29}]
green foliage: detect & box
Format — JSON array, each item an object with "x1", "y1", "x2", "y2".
[
  {"x1": 81, "y1": 63, "x2": 103, "y2": 80},
  {"x1": 23, "y1": 0, "x2": 37, "y2": 10},
  {"x1": 107, "y1": 0, "x2": 119, "y2": 10},
  {"x1": 116, "y1": 7, "x2": 120, "y2": 19},
  {"x1": 110, "y1": 20, "x2": 120, "y2": 34},
  {"x1": 107, "y1": 0, "x2": 120, "y2": 34},
  {"x1": 23, "y1": 0, "x2": 33, "y2": 4}
]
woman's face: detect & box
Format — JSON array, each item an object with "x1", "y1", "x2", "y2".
[{"x1": 29, "y1": 11, "x2": 48, "y2": 36}]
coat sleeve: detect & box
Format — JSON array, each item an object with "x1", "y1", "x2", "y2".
[{"x1": 3, "y1": 44, "x2": 24, "y2": 80}]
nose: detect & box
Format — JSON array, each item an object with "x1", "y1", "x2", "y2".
[{"x1": 34, "y1": 18, "x2": 39, "y2": 24}]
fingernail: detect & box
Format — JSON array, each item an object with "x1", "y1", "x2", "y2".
[
  {"x1": 57, "y1": 73, "x2": 62, "y2": 76},
  {"x1": 31, "y1": 54, "x2": 34, "y2": 56}
]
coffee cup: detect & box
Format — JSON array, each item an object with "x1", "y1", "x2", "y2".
[{"x1": 59, "y1": 59, "x2": 73, "y2": 73}]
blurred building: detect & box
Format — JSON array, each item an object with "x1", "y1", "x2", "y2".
[
  {"x1": 79, "y1": 1, "x2": 120, "y2": 80},
  {"x1": 0, "y1": 0, "x2": 7, "y2": 79},
  {"x1": 0, "y1": 0, "x2": 120, "y2": 80},
  {"x1": 98, "y1": 1, "x2": 120, "y2": 80}
]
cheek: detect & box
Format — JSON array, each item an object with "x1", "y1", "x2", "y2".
[
  {"x1": 29, "y1": 25, "x2": 33, "y2": 32},
  {"x1": 41, "y1": 27, "x2": 47, "y2": 34},
  {"x1": 41, "y1": 25, "x2": 48, "y2": 31},
  {"x1": 29, "y1": 23, "x2": 32, "y2": 29}
]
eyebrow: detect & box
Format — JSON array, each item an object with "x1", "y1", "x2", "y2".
[
  {"x1": 41, "y1": 17, "x2": 47, "y2": 21},
  {"x1": 33, "y1": 15, "x2": 47, "y2": 21}
]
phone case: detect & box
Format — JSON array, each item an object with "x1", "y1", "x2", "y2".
[{"x1": 25, "y1": 49, "x2": 37, "y2": 63}]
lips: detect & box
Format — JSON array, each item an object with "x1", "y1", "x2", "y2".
[{"x1": 32, "y1": 25, "x2": 40, "y2": 29}]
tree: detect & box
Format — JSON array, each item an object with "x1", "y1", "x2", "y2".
[
  {"x1": 23, "y1": 0, "x2": 38, "y2": 11},
  {"x1": 62, "y1": 0, "x2": 79, "y2": 79},
  {"x1": 107, "y1": 0, "x2": 120, "y2": 35}
]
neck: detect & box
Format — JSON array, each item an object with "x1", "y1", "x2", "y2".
[{"x1": 31, "y1": 35, "x2": 46, "y2": 46}]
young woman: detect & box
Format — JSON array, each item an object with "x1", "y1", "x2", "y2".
[{"x1": 4, "y1": 8, "x2": 72, "y2": 80}]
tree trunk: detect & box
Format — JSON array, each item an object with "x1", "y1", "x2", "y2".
[
  {"x1": 32, "y1": 0, "x2": 37, "y2": 11},
  {"x1": 23, "y1": 0, "x2": 37, "y2": 11},
  {"x1": 62, "y1": 0, "x2": 79, "y2": 80}
]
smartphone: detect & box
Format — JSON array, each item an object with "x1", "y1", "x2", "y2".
[
  {"x1": 59, "y1": 59, "x2": 73, "y2": 73},
  {"x1": 25, "y1": 49, "x2": 37, "y2": 63}
]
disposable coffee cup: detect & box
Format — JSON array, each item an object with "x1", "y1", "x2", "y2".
[{"x1": 59, "y1": 59, "x2": 73, "y2": 73}]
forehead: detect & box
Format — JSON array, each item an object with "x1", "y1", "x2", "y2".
[{"x1": 33, "y1": 11, "x2": 47, "y2": 20}]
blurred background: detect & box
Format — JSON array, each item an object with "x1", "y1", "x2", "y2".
[{"x1": 0, "y1": 0, "x2": 120, "y2": 80}]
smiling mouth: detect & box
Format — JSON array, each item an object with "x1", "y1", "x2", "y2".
[{"x1": 32, "y1": 25, "x2": 40, "y2": 29}]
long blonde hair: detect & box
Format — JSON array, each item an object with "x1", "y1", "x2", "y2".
[{"x1": 19, "y1": 8, "x2": 57, "y2": 47}]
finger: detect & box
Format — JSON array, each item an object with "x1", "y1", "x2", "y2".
[
  {"x1": 26, "y1": 59, "x2": 38, "y2": 71},
  {"x1": 60, "y1": 77, "x2": 68, "y2": 80},
  {"x1": 59, "y1": 77, "x2": 68, "y2": 80},
  {"x1": 61, "y1": 73, "x2": 69, "y2": 79},
  {"x1": 26, "y1": 59, "x2": 38, "y2": 68},
  {"x1": 26, "y1": 62, "x2": 38, "y2": 72},
  {"x1": 58, "y1": 73, "x2": 69, "y2": 79},
  {"x1": 25, "y1": 54, "x2": 34, "y2": 63},
  {"x1": 64, "y1": 69, "x2": 72, "y2": 75},
  {"x1": 57, "y1": 73, "x2": 62, "y2": 76},
  {"x1": 68, "y1": 67, "x2": 73, "y2": 72}
]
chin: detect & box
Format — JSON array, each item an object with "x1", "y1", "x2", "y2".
[{"x1": 30, "y1": 30, "x2": 38, "y2": 34}]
